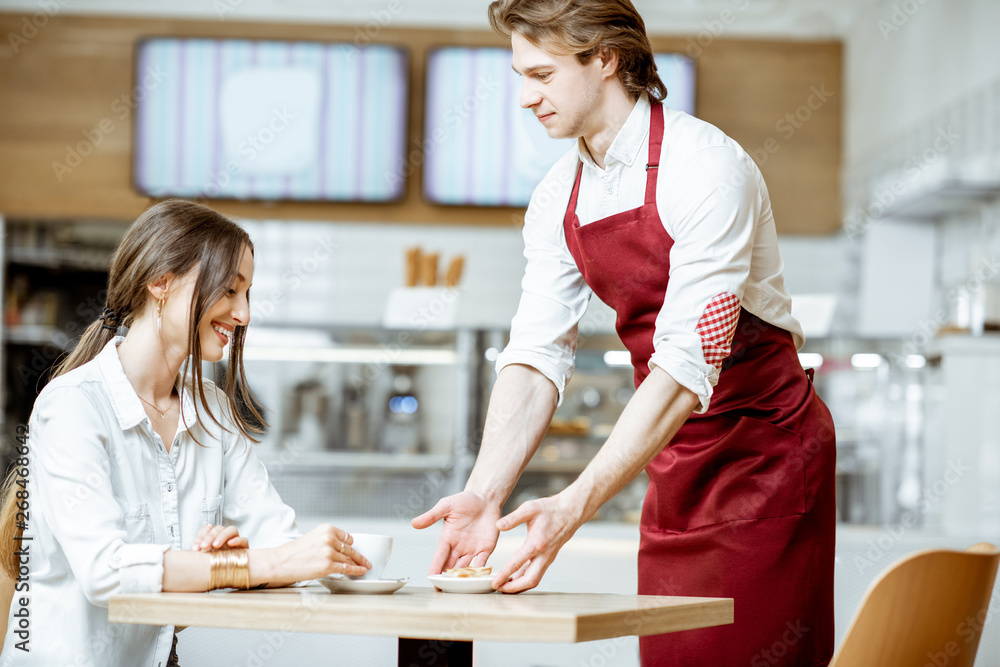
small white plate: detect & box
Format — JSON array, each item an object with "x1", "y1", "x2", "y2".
[
  {"x1": 318, "y1": 577, "x2": 408, "y2": 594},
  {"x1": 428, "y1": 574, "x2": 496, "y2": 594}
]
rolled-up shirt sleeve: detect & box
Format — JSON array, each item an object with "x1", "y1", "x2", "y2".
[
  {"x1": 33, "y1": 388, "x2": 170, "y2": 605},
  {"x1": 495, "y1": 166, "x2": 592, "y2": 405},
  {"x1": 650, "y1": 146, "x2": 763, "y2": 413}
]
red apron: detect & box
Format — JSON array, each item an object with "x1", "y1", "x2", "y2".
[{"x1": 562, "y1": 102, "x2": 836, "y2": 667}]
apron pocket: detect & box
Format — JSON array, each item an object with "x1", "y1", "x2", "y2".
[
  {"x1": 645, "y1": 416, "x2": 806, "y2": 532},
  {"x1": 123, "y1": 502, "x2": 155, "y2": 543},
  {"x1": 201, "y1": 494, "x2": 223, "y2": 526}
]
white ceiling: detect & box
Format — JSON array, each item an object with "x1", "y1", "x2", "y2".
[{"x1": 0, "y1": 0, "x2": 889, "y2": 39}]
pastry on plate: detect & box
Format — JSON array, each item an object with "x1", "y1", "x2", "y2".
[{"x1": 443, "y1": 566, "x2": 492, "y2": 578}]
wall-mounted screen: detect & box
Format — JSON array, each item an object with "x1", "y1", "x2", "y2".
[
  {"x1": 423, "y1": 48, "x2": 695, "y2": 207},
  {"x1": 133, "y1": 38, "x2": 408, "y2": 202}
]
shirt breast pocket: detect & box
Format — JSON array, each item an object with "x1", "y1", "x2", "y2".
[
  {"x1": 123, "y1": 502, "x2": 155, "y2": 543},
  {"x1": 201, "y1": 494, "x2": 223, "y2": 526}
]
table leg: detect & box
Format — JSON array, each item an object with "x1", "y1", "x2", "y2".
[{"x1": 397, "y1": 637, "x2": 473, "y2": 667}]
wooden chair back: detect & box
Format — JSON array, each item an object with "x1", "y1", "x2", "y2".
[{"x1": 830, "y1": 543, "x2": 1000, "y2": 667}]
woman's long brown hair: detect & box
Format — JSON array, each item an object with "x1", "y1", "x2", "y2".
[{"x1": 0, "y1": 199, "x2": 266, "y2": 579}]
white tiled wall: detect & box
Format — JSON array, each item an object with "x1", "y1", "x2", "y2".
[
  {"x1": 237, "y1": 217, "x2": 849, "y2": 335},
  {"x1": 238, "y1": 219, "x2": 530, "y2": 330}
]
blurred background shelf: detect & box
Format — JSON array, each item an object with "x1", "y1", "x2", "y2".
[
  {"x1": 6, "y1": 246, "x2": 113, "y2": 273},
  {"x1": 2, "y1": 324, "x2": 70, "y2": 349},
  {"x1": 258, "y1": 450, "x2": 454, "y2": 472}
]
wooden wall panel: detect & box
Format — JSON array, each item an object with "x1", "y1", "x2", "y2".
[{"x1": 0, "y1": 14, "x2": 841, "y2": 233}]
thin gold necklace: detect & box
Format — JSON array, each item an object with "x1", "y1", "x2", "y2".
[{"x1": 137, "y1": 393, "x2": 173, "y2": 419}]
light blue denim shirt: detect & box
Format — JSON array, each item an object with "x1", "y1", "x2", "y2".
[{"x1": 1, "y1": 337, "x2": 300, "y2": 666}]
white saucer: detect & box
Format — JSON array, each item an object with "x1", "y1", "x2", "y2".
[
  {"x1": 428, "y1": 574, "x2": 496, "y2": 594},
  {"x1": 318, "y1": 577, "x2": 408, "y2": 594}
]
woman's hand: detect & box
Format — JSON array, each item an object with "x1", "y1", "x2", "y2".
[
  {"x1": 192, "y1": 524, "x2": 248, "y2": 552},
  {"x1": 267, "y1": 524, "x2": 372, "y2": 583}
]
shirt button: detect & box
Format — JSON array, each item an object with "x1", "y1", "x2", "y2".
[{"x1": 167, "y1": 484, "x2": 173, "y2": 492}]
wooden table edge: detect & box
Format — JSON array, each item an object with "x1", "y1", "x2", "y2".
[
  {"x1": 574, "y1": 597, "x2": 734, "y2": 642},
  {"x1": 109, "y1": 590, "x2": 734, "y2": 644}
]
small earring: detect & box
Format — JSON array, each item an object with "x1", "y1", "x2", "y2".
[{"x1": 156, "y1": 299, "x2": 163, "y2": 333}]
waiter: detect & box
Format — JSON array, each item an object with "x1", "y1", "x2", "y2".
[{"x1": 413, "y1": 1, "x2": 836, "y2": 665}]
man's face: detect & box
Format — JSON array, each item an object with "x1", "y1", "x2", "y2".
[{"x1": 511, "y1": 32, "x2": 605, "y2": 140}]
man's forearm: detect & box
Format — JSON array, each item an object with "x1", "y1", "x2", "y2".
[
  {"x1": 464, "y1": 364, "x2": 559, "y2": 506},
  {"x1": 562, "y1": 366, "x2": 700, "y2": 522}
]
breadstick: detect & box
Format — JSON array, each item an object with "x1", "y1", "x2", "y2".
[
  {"x1": 421, "y1": 252, "x2": 439, "y2": 287},
  {"x1": 405, "y1": 246, "x2": 421, "y2": 287},
  {"x1": 444, "y1": 255, "x2": 465, "y2": 287}
]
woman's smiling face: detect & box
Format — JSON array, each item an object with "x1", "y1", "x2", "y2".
[
  {"x1": 198, "y1": 246, "x2": 254, "y2": 362},
  {"x1": 162, "y1": 245, "x2": 254, "y2": 363}
]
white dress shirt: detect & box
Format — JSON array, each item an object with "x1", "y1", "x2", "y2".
[
  {"x1": 0, "y1": 337, "x2": 300, "y2": 667},
  {"x1": 495, "y1": 94, "x2": 803, "y2": 413}
]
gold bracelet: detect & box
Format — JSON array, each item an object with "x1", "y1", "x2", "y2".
[
  {"x1": 231, "y1": 548, "x2": 250, "y2": 590},
  {"x1": 209, "y1": 549, "x2": 250, "y2": 590}
]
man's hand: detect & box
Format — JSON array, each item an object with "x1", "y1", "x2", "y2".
[
  {"x1": 412, "y1": 491, "x2": 502, "y2": 574},
  {"x1": 490, "y1": 492, "x2": 583, "y2": 593}
]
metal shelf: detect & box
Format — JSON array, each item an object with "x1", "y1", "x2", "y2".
[
  {"x1": 3, "y1": 324, "x2": 71, "y2": 349},
  {"x1": 6, "y1": 246, "x2": 111, "y2": 272},
  {"x1": 258, "y1": 450, "x2": 454, "y2": 472},
  {"x1": 523, "y1": 459, "x2": 592, "y2": 474},
  {"x1": 243, "y1": 326, "x2": 463, "y2": 366},
  {"x1": 243, "y1": 346, "x2": 458, "y2": 366}
]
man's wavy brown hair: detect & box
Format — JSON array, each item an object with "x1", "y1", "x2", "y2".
[{"x1": 488, "y1": 0, "x2": 667, "y2": 102}]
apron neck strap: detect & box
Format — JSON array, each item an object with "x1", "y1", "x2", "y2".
[
  {"x1": 565, "y1": 101, "x2": 665, "y2": 219},
  {"x1": 644, "y1": 102, "x2": 665, "y2": 205},
  {"x1": 565, "y1": 161, "x2": 584, "y2": 223}
]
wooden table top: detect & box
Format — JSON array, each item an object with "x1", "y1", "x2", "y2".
[{"x1": 109, "y1": 585, "x2": 733, "y2": 644}]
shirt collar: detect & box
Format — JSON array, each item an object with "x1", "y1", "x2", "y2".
[
  {"x1": 576, "y1": 93, "x2": 651, "y2": 169},
  {"x1": 97, "y1": 336, "x2": 199, "y2": 433}
]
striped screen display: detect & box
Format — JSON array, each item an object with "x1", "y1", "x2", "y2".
[
  {"x1": 133, "y1": 38, "x2": 408, "y2": 202},
  {"x1": 423, "y1": 48, "x2": 696, "y2": 207}
]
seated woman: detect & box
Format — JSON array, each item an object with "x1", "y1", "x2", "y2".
[{"x1": 0, "y1": 200, "x2": 370, "y2": 666}]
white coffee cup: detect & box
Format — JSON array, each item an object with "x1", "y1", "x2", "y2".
[{"x1": 347, "y1": 533, "x2": 393, "y2": 581}]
